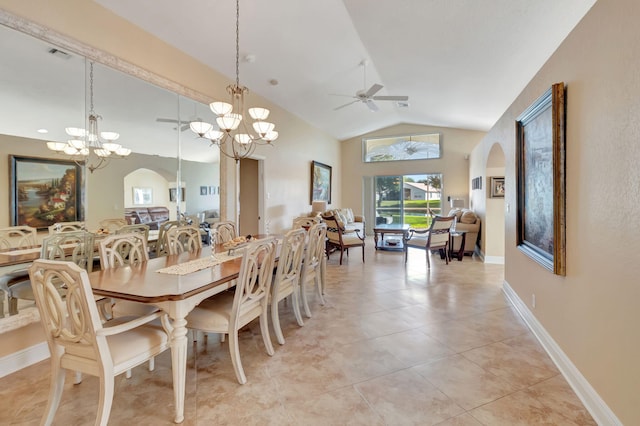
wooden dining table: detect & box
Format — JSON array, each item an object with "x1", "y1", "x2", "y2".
[{"x1": 88, "y1": 245, "x2": 242, "y2": 423}]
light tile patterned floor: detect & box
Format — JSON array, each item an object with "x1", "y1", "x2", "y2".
[{"x1": 0, "y1": 240, "x2": 596, "y2": 425}]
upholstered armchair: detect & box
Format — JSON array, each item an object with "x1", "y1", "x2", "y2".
[{"x1": 321, "y1": 212, "x2": 365, "y2": 265}]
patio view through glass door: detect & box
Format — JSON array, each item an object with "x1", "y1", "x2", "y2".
[{"x1": 374, "y1": 173, "x2": 442, "y2": 229}]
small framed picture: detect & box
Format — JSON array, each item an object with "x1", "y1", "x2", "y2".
[
  {"x1": 490, "y1": 177, "x2": 505, "y2": 198},
  {"x1": 200, "y1": 186, "x2": 207, "y2": 196}
]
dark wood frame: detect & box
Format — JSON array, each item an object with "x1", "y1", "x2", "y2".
[
  {"x1": 9, "y1": 155, "x2": 83, "y2": 229},
  {"x1": 516, "y1": 83, "x2": 566, "y2": 275},
  {"x1": 490, "y1": 177, "x2": 505, "y2": 198},
  {"x1": 310, "y1": 160, "x2": 332, "y2": 204},
  {"x1": 169, "y1": 187, "x2": 185, "y2": 202}
]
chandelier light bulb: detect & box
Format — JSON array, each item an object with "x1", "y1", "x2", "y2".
[
  {"x1": 263, "y1": 130, "x2": 279, "y2": 142},
  {"x1": 248, "y1": 107, "x2": 269, "y2": 120},
  {"x1": 233, "y1": 133, "x2": 252, "y2": 144},
  {"x1": 100, "y1": 131, "x2": 120, "y2": 141},
  {"x1": 115, "y1": 147, "x2": 132, "y2": 156},
  {"x1": 65, "y1": 127, "x2": 86, "y2": 137},
  {"x1": 210, "y1": 101, "x2": 233, "y2": 116},
  {"x1": 68, "y1": 139, "x2": 86, "y2": 150},
  {"x1": 102, "y1": 142, "x2": 121, "y2": 152},
  {"x1": 217, "y1": 114, "x2": 242, "y2": 131},
  {"x1": 94, "y1": 148, "x2": 111, "y2": 157},
  {"x1": 190, "y1": 121, "x2": 213, "y2": 137},
  {"x1": 205, "y1": 129, "x2": 224, "y2": 141},
  {"x1": 47, "y1": 142, "x2": 67, "y2": 151},
  {"x1": 252, "y1": 121, "x2": 275, "y2": 135}
]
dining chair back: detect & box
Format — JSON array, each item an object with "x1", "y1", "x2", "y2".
[
  {"x1": 166, "y1": 225, "x2": 203, "y2": 254},
  {"x1": 28, "y1": 259, "x2": 170, "y2": 426},
  {"x1": 271, "y1": 228, "x2": 307, "y2": 344},
  {"x1": 405, "y1": 215, "x2": 456, "y2": 267},
  {"x1": 115, "y1": 223, "x2": 150, "y2": 243},
  {"x1": 98, "y1": 232, "x2": 149, "y2": 269},
  {"x1": 186, "y1": 237, "x2": 277, "y2": 384},
  {"x1": 48, "y1": 221, "x2": 85, "y2": 234},
  {"x1": 7, "y1": 230, "x2": 95, "y2": 316},
  {"x1": 155, "y1": 220, "x2": 187, "y2": 257},
  {"x1": 0, "y1": 226, "x2": 37, "y2": 250},
  {"x1": 210, "y1": 221, "x2": 237, "y2": 244},
  {"x1": 300, "y1": 222, "x2": 327, "y2": 318}
]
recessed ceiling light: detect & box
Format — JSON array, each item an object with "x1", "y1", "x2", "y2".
[{"x1": 37, "y1": 128, "x2": 48, "y2": 134}]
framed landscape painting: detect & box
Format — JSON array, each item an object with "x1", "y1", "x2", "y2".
[
  {"x1": 10, "y1": 155, "x2": 83, "y2": 229},
  {"x1": 310, "y1": 161, "x2": 332, "y2": 204},
  {"x1": 516, "y1": 83, "x2": 566, "y2": 275}
]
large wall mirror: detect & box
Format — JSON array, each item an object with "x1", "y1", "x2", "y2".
[{"x1": 0, "y1": 19, "x2": 220, "y2": 330}]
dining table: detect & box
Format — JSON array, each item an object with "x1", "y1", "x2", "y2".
[{"x1": 88, "y1": 235, "x2": 280, "y2": 424}]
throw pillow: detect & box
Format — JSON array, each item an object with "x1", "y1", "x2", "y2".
[{"x1": 460, "y1": 210, "x2": 477, "y2": 224}]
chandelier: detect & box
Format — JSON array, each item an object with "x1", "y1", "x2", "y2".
[
  {"x1": 190, "y1": 0, "x2": 278, "y2": 162},
  {"x1": 47, "y1": 62, "x2": 131, "y2": 173}
]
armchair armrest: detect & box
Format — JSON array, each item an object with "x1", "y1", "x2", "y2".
[{"x1": 98, "y1": 310, "x2": 164, "y2": 336}]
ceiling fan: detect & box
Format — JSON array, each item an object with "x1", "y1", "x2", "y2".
[
  {"x1": 155, "y1": 118, "x2": 192, "y2": 132},
  {"x1": 332, "y1": 60, "x2": 409, "y2": 112}
]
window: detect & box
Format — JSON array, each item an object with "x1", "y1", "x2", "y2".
[
  {"x1": 363, "y1": 133, "x2": 441, "y2": 163},
  {"x1": 374, "y1": 173, "x2": 442, "y2": 228}
]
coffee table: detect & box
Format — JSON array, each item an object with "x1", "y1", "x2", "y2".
[{"x1": 373, "y1": 223, "x2": 410, "y2": 253}]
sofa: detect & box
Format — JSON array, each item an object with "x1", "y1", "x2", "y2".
[
  {"x1": 447, "y1": 208, "x2": 481, "y2": 255},
  {"x1": 124, "y1": 206, "x2": 170, "y2": 230},
  {"x1": 319, "y1": 208, "x2": 365, "y2": 235}
]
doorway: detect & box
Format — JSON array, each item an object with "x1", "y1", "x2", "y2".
[{"x1": 238, "y1": 158, "x2": 260, "y2": 236}]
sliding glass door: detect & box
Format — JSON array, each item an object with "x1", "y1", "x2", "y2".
[{"x1": 374, "y1": 173, "x2": 442, "y2": 228}]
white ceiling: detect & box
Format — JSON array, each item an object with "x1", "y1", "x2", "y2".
[{"x1": 95, "y1": 0, "x2": 597, "y2": 140}]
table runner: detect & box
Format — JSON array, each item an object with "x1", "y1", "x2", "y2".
[
  {"x1": 156, "y1": 252, "x2": 243, "y2": 275},
  {"x1": 0, "y1": 247, "x2": 41, "y2": 257}
]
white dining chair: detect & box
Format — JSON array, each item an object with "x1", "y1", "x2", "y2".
[
  {"x1": 166, "y1": 225, "x2": 203, "y2": 255},
  {"x1": 186, "y1": 238, "x2": 277, "y2": 384},
  {"x1": 271, "y1": 228, "x2": 306, "y2": 345},
  {"x1": 300, "y1": 222, "x2": 327, "y2": 318},
  {"x1": 210, "y1": 221, "x2": 237, "y2": 244},
  {"x1": 28, "y1": 259, "x2": 170, "y2": 426}
]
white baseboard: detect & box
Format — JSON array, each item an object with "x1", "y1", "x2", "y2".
[
  {"x1": 484, "y1": 255, "x2": 504, "y2": 264},
  {"x1": 503, "y1": 281, "x2": 622, "y2": 426},
  {"x1": 0, "y1": 341, "x2": 49, "y2": 378}
]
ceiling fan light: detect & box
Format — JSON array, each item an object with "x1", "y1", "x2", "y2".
[
  {"x1": 65, "y1": 127, "x2": 86, "y2": 137},
  {"x1": 210, "y1": 101, "x2": 233, "y2": 116},
  {"x1": 100, "y1": 131, "x2": 120, "y2": 141},
  {"x1": 233, "y1": 133, "x2": 252, "y2": 144},
  {"x1": 190, "y1": 121, "x2": 213, "y2": 137},
  {"x1": 248, "y1": 107, "x2": 269, "y2": 120},
  {"x1": 47, "y1": 142, "x2": 67, "y2": 152},
  {"x1": 102, "y1": 142, "x2": 121, "y2": 152},
  {"x1": 252, "y1": 121, "x2": 274, "y2": 135}
]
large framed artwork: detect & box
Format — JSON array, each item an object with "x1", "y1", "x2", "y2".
[
  {"x1": 516, "y1": 82, "x2": 566, "y2": 275},
  {"x1": 310, "y1": 161, "x2": 332, "y2": 204},
  {"x1": 10, "y1": 155, "x2": 83, "y2": 229}
]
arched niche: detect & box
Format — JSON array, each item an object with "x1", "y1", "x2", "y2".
[{"x1": 484, "y1": 142, "x2": 506, "y2": 263}]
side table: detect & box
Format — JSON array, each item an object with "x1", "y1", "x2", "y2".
[{"x1": 449, "y1": 230, "x2": 467, "y2": 261}]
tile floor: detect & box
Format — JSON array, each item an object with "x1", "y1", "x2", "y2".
[{"x1": 0, "y1": 240, "x2": 596, "y2": 425}]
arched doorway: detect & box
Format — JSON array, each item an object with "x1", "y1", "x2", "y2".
[{"x1": 484, "y1": 143, "x2": 505, "y2": 263}]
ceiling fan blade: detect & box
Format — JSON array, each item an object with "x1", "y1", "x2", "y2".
[
  {"x1": 333, "y1": 100, "x2": 360, "y2": 111},
  {"x1": 329, "y1": 93, "x2": 357, "y2": 98},
  {"x1": 181, "y1": 123, "x2": 190, "y2": 131},
  {"x1": 365, "y1": 100, "x2": 379, "y2": 112},
  {"x1": 373, "y1": 95, "x2": 409, "y2": 101},
  {"x1": 156, "y1": 118, "x2": 179, "y2": 123},
  {"x1": 364, "y1": 83, "x2": 383, "y2": 98}
]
